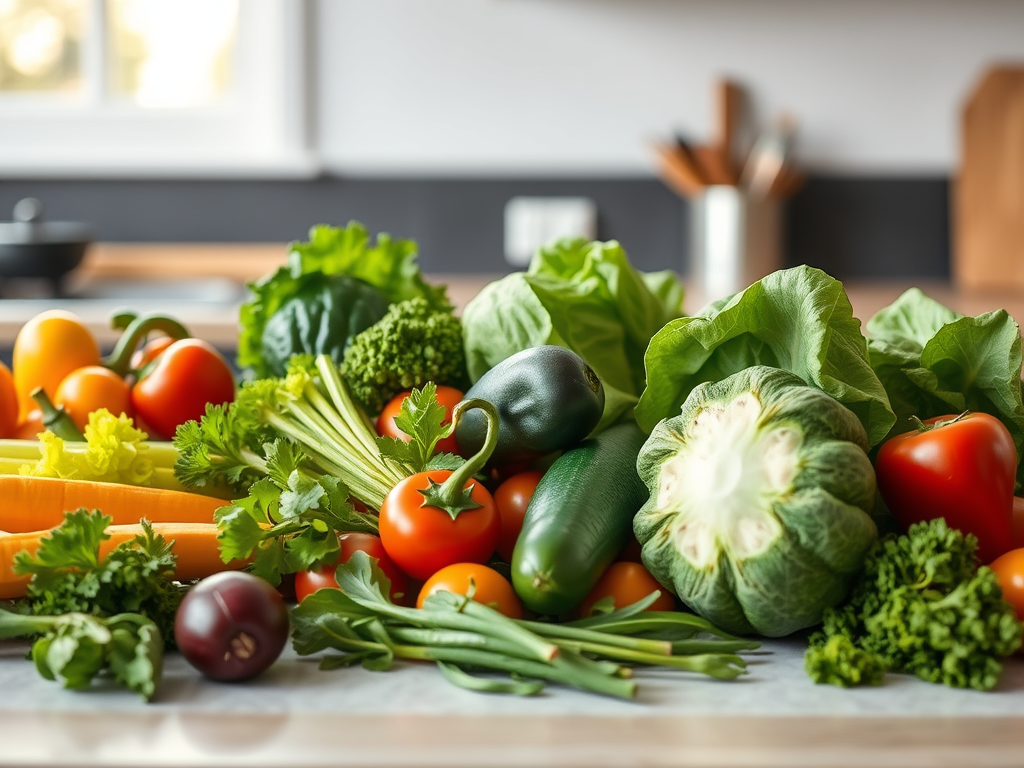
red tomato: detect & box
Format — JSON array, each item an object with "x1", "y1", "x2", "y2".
[
  {"x1": 417, "y1": 563, "x2": 523, "y2": 619},
  {"x1": 493, "y1": 470, "x2": 543, "y2": 563},
  {"x1": 294, "y1": 533, "x2": 410, "y2": 605},
  {"x1": 989, "y1": 548, "x2": 1024, "y2": 622},
  {"x1": 379, "y1": 469, "x2": 500, "y2": 581},
  {"x1": 131, "y1": 339, "x2": 235, "y2": 440},
  {"x1": 875, "y1": 413, "x2": 1016, "y2": 564},
  {"x1": 130, "y1": 336, "x2": 176, "y2": 371},
  {"x1": 13, "y1": 409, "x2": 44, "y2": 440},
  {"x1": 377, "y1": 386, "x2": 463, "y2": 456},
  {"x1": 54, "y1": 365, "x2": 134, "y2": 432},
  {"x1": 576, "y1": 561, "x2": 675, "y2": 618},
  {"x1": 0, "y1": 362, "x2": 17, "y2": 438}
]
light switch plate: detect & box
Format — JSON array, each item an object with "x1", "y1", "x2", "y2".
[{"x1": 503, "y1": 196, "x2": 598, "y2": 267}]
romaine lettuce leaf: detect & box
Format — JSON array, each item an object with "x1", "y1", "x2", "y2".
[
  {"x1": 635, "y1": 266, "x2": 895, "y2": 447},
  {"x1": 461, "y1": 237, "x2": 683, "y2": 430},
  {"x1": 865, "y1": 288, "x2": 1024, "y2": 480}
]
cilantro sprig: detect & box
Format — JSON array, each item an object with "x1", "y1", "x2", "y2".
[
  {"x1": 214, "y1": 439, "x2": 378, "y2": 585},
  {"x1": 375, "y1": 382, "x2": 465, "y2": 473}
]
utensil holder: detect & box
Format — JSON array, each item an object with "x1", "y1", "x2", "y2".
[{"x1": 690, "y1": 185, "x2": 782, "y2": 302}]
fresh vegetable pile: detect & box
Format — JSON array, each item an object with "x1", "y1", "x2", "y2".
[{"x1": 4, "y1": 219, "x2": 1024, "y2": 705}]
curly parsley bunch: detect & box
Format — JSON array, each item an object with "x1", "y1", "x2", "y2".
[{"x1": 806, "y1": 518, "x2": 1022, "y2": 691}]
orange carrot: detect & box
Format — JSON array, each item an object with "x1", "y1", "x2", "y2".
[
  {"x1": 0, "y1": 476, "x2": 224, "y2": 533},
  {"x1": 0, "y1": 522, "x2": 246, "y2": 600}
]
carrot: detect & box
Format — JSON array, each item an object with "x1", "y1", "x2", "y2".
[
  {"x1": 0, "y1": 522, "x2": 246, "y2": 600},
  {"x1": 0, "y1": 476, "x2": 224, "y2": 533}
]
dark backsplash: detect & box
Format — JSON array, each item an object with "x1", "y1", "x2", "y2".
[{"x1": 0, "y1": 175, "x2": 950, "y2": 279}]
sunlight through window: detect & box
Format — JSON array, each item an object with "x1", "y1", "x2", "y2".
[{"x1": 0, "y1": 0, "x2": 84, "y2": 93}]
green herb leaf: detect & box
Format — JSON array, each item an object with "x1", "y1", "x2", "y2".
[{"x1": 375, "y1": 383, "x2": 458, "y2": 474}]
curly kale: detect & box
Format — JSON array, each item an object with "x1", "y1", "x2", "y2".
[
  {"x1": 342, "y1": 297, "x2": 468, "y2": 415},
  {"x1": 806, "y1": 519, "x2": 1022, "y2": 691},
  {"x1": 12, "y1": 510, "x2": 184, "y2": 647}
]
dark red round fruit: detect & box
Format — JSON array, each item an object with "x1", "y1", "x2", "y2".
[{"x1": 174, "y1": 571, "x2": 290, "y2": 682}]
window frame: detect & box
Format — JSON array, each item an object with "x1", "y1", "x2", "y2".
[{"x1": 0, "y1": 0, "x2": 316, "y2": 178}]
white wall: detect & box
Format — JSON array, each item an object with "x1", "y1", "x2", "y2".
[{"x1": 315, "y1": 0, "x2": 1024, "y2": 177}]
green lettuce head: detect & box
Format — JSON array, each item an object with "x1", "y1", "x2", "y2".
[{"x1": 634, "y1": 366, "x2": 878, "y2": 637}]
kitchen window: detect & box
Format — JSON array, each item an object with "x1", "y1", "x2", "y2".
[{"x1": 0, "y1": 0, "x2": 314, "y2": 177}]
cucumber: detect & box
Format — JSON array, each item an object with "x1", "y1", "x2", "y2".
[
  {"x1": 454, "y1": 345, "x2": 605, "y2": 466},
  {"x1": 510, "y1": 422, "x2": 649, "y2": 615}
]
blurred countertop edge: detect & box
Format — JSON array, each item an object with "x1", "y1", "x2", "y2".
[{"x1": 2, "y1": 243, "x2": 1024, "y2": 347}]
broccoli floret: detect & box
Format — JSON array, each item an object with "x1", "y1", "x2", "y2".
[
  {"x1": 342, "y1": 298, "x2": 468, "y2": 415},
  {"x1": 806, "y1": 519, "x2": 1022, "y2": 691}
]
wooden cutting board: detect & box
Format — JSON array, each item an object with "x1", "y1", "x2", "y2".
[{"x1": 954, "y1": 65, "x2": 1024, "y2": 291}]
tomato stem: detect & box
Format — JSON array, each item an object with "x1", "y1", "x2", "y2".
[
  {"x1": 421, "y1": 398, "x2": 499, "y2": 520},
  {"x1": 103, "y1": 313, "x2": 191, "y2": 377},
  {"x1": 910, "y1": 411, "x2": 971, "y2": 434}
]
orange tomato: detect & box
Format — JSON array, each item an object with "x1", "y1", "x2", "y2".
[
  {"x1": 13, "y1": 310, "x2": 100, "y2": 421},
  {"x1": 576, "y1": 561, "x2": 675, "y2": 618},
  {"x1": 417, "y1": 563, "x2": 523, "y2": 619},
  {"x1": 54, "y1": 366, "x2": 133, "y2": 432},
  {"x1": 0, "y1": 362, "x2": 17, "y2": 438},
  {"x1": 990, "y1": 548, "x2": 1024, "y2": 622}
]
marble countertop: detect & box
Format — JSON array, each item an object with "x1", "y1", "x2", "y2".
[{"x1": 2, "y1": 635, "x2": 1024, "y2": 767}]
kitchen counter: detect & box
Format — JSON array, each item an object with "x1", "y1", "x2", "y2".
[{"x1": 2, "y1": 635, "x2": 1024, "y2": 768}]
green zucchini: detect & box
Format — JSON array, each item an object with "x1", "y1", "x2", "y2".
[
  {"x1": 510, "y1": 422, "x2": 649, "y2": 615},
  {"x1": 454, "y1": 345, "x2": 605, "y2": 466}
]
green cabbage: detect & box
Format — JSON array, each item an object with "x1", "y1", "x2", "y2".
[{"x1": 634, "y1": 366, "x2": 878, "y2": 637}]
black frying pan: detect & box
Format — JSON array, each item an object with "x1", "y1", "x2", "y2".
[{"x1": 0, "y1": 198, "x2": 92, "y2": 295}]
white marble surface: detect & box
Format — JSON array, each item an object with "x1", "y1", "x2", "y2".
[{"x1": 2, "y1": 634, "x2": 1023, "y2": 718}]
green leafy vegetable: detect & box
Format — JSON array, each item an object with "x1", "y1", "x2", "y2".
[
  {"x1": 215, "y1": 440, "x2": 378, "y2": 585},
  {"x1": 375, "y1": 382, "x2": 463, "y2": 474},
  {"x1": 635, "y1": 265, "x2": 895, "y2": 447},
  {"x1": 238, "y1": 222, "x2": 449, "y2": 378},
  {"x1": 343, "y1": 297, "x2": 468, "y2": 416},
  {"x1": 806, "y1": 518, "x2": 1023, "y2": 691},
  {"x1": 634, "y1": 366, "x2": 879, "y2": 637},
  {"x1": 290, "y1": 552, "x2": 752, "y2": 699},
  {"x1": 865, "y1": 288, "x2": 1024, "y2": 481},
  {"x1": 12, "y1": 509, "x2": 183, "y2": 646},
  {"x1": 0, "y1": 606, "x2": 162, "y2": 701},
  {"x1": 461, "y1": 237, "x2": 683, "y2": 430}
]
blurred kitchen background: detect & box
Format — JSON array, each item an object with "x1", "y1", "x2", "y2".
[{"x1": 1, "y1": 0, "x2": 1023, "y2": 351}]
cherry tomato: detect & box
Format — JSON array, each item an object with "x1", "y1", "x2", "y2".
[
  {"x1": 379, "y1": 469, "x2": 500, "y2": 581},
  {"x1": 989, "y1": 548, "x2": 1024, "y2": 622},
  {"x1": 12, "y1": 310, "x2": 100, "y2": 421},
  {"x1": 576, "y1": 561, "x2": 675, "y2": 618},
  {"x1": 377, "y1": 386, "x2": 463, "y2": 456},
  {"x1": 131, "y1": 339, "x2": 235, "y2": 440},
  {"x1": 13, "y1": 410, "x2": 44, "y2": 440},
  {"x1": 130, "y1": 336, "x2": 176, "y2": 371},
  {"x1": 0, "y1": 362, "x2": 17, "y2": 438},
  {"x1": 876, "y1": 413, "x2": 1016, "y2": 563},
  {"x1": 493, "y1": 470, "x2": 543, "y2": 563},
  {"x1": 417, "y1": 563, "x2": 523, "y2": 619},
  {"x1": 294, "y1": 532, "x2": 411, "y2": 605},
  {"x1": 54, "y1": 365, "x2": 133, "y2": 432}
]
